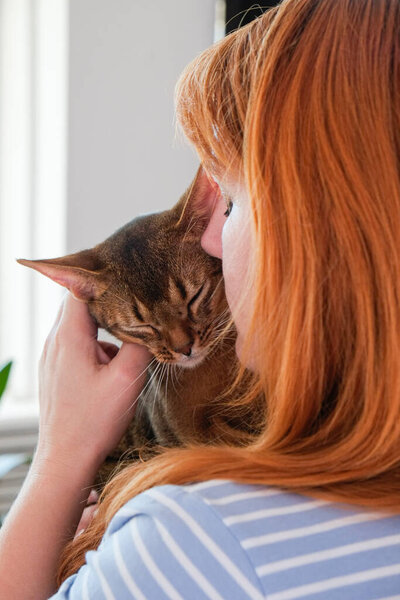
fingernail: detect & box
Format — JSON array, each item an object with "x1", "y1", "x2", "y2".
[
  {"x1": 88, "y1": 489, "x2": 98, "y2": 503},
  {"x1": 76, "y1": 528, "x2": 85, "y2": 538}
]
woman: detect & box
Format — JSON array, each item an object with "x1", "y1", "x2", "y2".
[{"x1": 1, "y1": 0, "x2": 400, "y2": 597}]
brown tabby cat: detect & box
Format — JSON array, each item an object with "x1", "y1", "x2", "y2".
[{"x1": 18, "y1": 167, "x2": 259, "y2": 488}]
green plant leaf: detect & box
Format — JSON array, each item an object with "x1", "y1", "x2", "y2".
[{"x1": 0, "y1": 361, "x2": 12, "y2": 401}]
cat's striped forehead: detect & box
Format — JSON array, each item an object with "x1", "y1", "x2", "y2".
[
  {"x1": 119, "y1": 277, "x2": 212, "y2": 325},
  {"x1": 167, "y1": 276, "x2": 202, "y2": 304}
]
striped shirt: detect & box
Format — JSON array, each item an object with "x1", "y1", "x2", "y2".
[{"x1": 50, "y1": 479, "x2": 400, "y2": 599}]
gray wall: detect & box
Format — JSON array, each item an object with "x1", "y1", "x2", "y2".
[{"x1": 67, "y1": 0, "x2": 216, "y2": 251}]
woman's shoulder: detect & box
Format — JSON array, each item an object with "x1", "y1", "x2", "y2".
[
  {"x1": 104, "y1": 479, "x2": 271, "y2": 537},
  {"x1": 107, "y1": 479, "x2": 400, "y2": 599},
  {"x1": 54, "y1": 481, "x2": 400, "y2": 599},
  {"x1": 95, "y1": 479, "x2": 267, "y2": 600},
  {"x1": 110, "y1": 478, "x2": 400, "y2": 525},
  {"x1": 107, "y1": 478, "x2": 400, "y2": 553},
  {"x1": 103, "y1": 479, "x2": 265, "y2": 552}
]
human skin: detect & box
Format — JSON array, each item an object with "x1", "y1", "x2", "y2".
[
  {"x1": 201, "y1": 177, "x2": 252, "y2": 362},
  {"x1": 0, "y1": 173, "x2": 250, "y2": 599}
]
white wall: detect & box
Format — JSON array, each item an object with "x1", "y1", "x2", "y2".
[{"x1": 67, "y1": 0, "x2": 216, "y2": 251}]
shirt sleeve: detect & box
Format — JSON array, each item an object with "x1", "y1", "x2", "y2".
[{"x1": 49, "y1": 484, "x2": 264, "y2": 600}]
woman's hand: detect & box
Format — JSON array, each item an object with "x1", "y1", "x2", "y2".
[
  {"x1": 74, "y1": 489, "x2": 99, "y2": 539},
  {"x1": 35, "y1": 293, "x2": 151, "y2": 474}
]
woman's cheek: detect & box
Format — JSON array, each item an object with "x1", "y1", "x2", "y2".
[{"x1": 221, "y1": 209, "x2": 250, "y2": 341}]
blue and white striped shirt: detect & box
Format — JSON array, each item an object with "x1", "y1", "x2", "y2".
[{"x1": 50, "y1": 479, "x2": 400, "y2": 599}]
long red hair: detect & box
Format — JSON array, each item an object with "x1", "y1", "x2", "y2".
[{"x1": 58, "y1": 0, "x2": 400, "y2": 583}]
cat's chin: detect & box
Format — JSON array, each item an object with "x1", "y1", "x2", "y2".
[
  {"x1": 154, "y1": 353, "x2": 206, "y2": 369},
  {"x1": 174, "y1": 353, "x2": 206, "y2": 369},
  {"x1": 174, "y1": 356, "x2": 204, "y2": 369}
]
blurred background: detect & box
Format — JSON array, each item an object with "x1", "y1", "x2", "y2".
[{"x1": 0, "y1": 0, "x2": 278, "y2": 515}]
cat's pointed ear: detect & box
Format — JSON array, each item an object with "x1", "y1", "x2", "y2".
[
  {"x1": 177, "y1": 165, "x2": 220, "y2": 227},
  {"x1": 17, "y1": 249, "x2": 109, "y2": 301}
]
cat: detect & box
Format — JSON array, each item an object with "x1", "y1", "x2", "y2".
[{"x1": 18, "y1": 167, "x2": 260, "y2": 488}]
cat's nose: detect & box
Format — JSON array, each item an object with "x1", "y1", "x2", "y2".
[{"x1": 174, "y1": 342, "x2": 193, "y2": 357}]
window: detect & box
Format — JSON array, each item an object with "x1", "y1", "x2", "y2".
[{"x1": 0, "y1": 0, "x2": 67, "y2": 420}]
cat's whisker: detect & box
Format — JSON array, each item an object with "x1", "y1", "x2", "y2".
[
  {"x1": 167, "y1": 363, "x2": 178, "y2": 396},
  {"x1": 200, "y1": 315, "x2": 234, "y2": 345},
  {"x1": 133, "y1": 361, "x2": 164, "y2": 419},
  {"x1": 216, "y1": 318, "x2": 233, "y2": 331},
  {"x1": 209, "y1": 312, "x2": 235, "y2": 336},
  {"x1": 206, "y1": 275, "x2": 225, "y2": 304},
  {"x1": 117, "y1": 357, "x2": 160, "y2": 420},
  {"x1": 164, "y1": 364, "x2": 169, "y2": 400},
  {"x1": 165, "y1": 364, "x2": 171, "y2": 401},
  {"x1": 212, "y1": 306, "x2": 232, "y2": 324},
  {"x1": 198, "y1": 313, "x2": 232, "y2": 344},
  {"x1": 134, "y1": 371, "x2": 159, "y2": 421},
  {"x1": 114, "y1": 356, "x2": 157, "y2": 402},
  {"x1": 203, "y1": 329, "x2": 236, "y2": 352},
  {"x1": 150, "y1": 364, "x2": 163, "y2": 419},
  {"x1": 209, "y1": 321, "x2": 232, "y2": 333},
  {"x1": 169, "y1": 363, "x2": 181, "y2": 396},
  {"x1": 210, "y1": 329, "x2": 236, "y2": 344},
  {"x1": 151, "y1": 362, "x2": 167, "y2": 424},
  {"x1": 209, "y1": 324, "x2": 235, "y2": 339}
]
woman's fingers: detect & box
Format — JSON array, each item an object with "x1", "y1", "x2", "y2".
[
  {"x1": 53, "y1": 297, "x2": 67, "y2": 330},
  {"x1": 74, "y1": 489, "x2": 99, "y2": 538},
  {"x1": 57, "y1": 293, "x2": 97, "y2": 342},
  {"x1": 74, "y1": 503, "x2": 98, "y2": 539},
  {"x1": 110, "y1": 341, "x2": 151, "y2": 387},
  {"x1": 97, "y1": 341, "x2": 120, "y2": 364},
  {"x1": 87, "y1": 489, "x2": 99, "y2": 504},
  {"x1": 41, "y1": 296, "x2": 68, "y2": 362}
]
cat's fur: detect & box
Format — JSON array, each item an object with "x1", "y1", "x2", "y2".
[{"x1": 18, "y1": 168, "x2": 260, "y2": 487}]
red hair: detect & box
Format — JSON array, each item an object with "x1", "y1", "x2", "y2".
[{"x1": 58, "y1": 0, "x2": 400, "y2": 583}]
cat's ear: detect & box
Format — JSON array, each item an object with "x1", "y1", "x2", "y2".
[
  {"x1": 17, "y1": 249, "x2": 109, "y2": 301},
  {"x1": 177, "y1": 165, "x2": 220, "y2": 227}
]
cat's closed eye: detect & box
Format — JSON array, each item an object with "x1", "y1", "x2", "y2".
[
  {"x1": 187, "y1": 284, "x2": 204, "y2": 309},
  {"x1": 117, "y1": 324, "x2": 160, "y2": 340}
]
